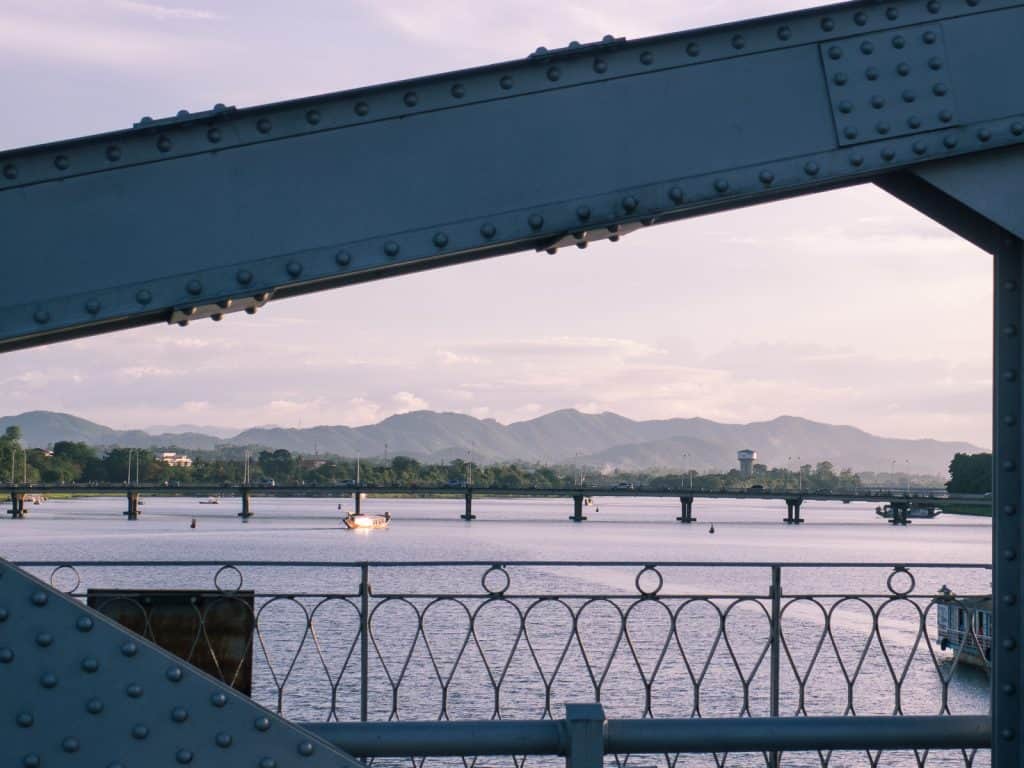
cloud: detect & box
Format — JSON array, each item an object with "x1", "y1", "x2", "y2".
[
  {"x1": 393, "y1": 392, "x2": 429, "y2": 413},
  {"x1": 111, "y1": 1, "x2": 222, "y2": 21}
]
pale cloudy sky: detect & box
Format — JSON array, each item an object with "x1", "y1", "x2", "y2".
[{"x1": 0, "y1": 1, "x2": 993, "y2": 445}]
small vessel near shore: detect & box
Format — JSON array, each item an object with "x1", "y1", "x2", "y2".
[
  {"x1": 875, "y1": 504, "x2": 940, "y2": 520},
  {"x1": 199, "y1": 496, "x2": 220, "y2": 505},
  {"x1": 342, "y1": 512, "x2": 391, "y2": 530},
  {"x1": 936, "y1": 590, "x2": 992, "y2": 668}
]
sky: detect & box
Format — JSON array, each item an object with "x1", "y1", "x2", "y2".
[{"x1": 0, "y1": 1, "x2": 993, "y2": 446}]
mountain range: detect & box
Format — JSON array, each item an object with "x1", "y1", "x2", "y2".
[{"x1": 0, "y1": 409, "x2": 983, "y2": 475}]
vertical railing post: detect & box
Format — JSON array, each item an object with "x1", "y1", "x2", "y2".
[
  {"x1": 360, "y1": 562, "x2": 370, "y2": 722},
  {"x1": 768, "y1": 565, "x2": 782, "y2": 768},
  {"x1": 564, "y1": 703, "x2": 606, "y2": 768}
]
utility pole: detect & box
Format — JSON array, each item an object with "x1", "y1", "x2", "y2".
[{"x1": 682, "y1": 453, "x2": 689, "y2": 490}]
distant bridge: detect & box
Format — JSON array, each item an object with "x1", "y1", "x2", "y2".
[{"x1": 4, "y1": 483, "x2": 990, "y2": 525}]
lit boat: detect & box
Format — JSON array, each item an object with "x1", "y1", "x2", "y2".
[
  {"x1": 936, "y1": 590, "x2": 992, "y2": 668},
  {"x1": 199, "y1": 496, "x2": 220, "y2": 505},
  {"x1": 343, "y1": 512, "x2": 391, "y2": 530}
]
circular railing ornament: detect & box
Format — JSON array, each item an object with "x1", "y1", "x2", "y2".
[
  {"x1": 482, "y1": 564, "x2": 510, "y2": 596},
  {"x1": 49, "y1": 564, "x2": 81, "y2": 594},
  {"x1": 635, "y1": 565, "x2": 664, "y2": 597},
  {"x1": 214, "y1": 564, "x2": 244, "y2": 594},
  {"x1": 886, "y1": 566, "x2": 916, "y2": 596}
]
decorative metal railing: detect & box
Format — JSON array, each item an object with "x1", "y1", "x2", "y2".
[{"x1": 15, "y1": 560, "x2": 993, "y2": 767}]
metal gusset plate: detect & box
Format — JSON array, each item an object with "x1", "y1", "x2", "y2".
[{"x1": 0, "y1": 558, "x2": 362, "y2": 768}]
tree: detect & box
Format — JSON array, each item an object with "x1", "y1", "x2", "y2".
[{"x1": 946, "y1": 452, "x2": 991, "y2": 493}]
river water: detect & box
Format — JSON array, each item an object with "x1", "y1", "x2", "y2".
[{"x1": 0, "y1": 495, "x2": 993, "y2": 767}]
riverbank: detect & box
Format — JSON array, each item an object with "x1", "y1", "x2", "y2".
[{"x1": 941, "y1": 502, "x2": 992, "y2": 517}]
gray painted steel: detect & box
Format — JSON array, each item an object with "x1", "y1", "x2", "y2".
[
  {"x1": 2, "y1": 0, "x2": 1024, "y2": 350},
  {"x1": 0, "y1": 557, "x2": 361, "y2": 767}
]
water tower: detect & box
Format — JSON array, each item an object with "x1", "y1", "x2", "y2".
[{"x1": 738, "y1": 449, "x2": 757, "y2": 477}]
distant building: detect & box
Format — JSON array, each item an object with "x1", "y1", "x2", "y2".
[
  {"x1": 738, "y1": 449, "x2": 757, "y2": 477},
  {"x1": 159, "y1": 452, "x2": 193, "y2": 468}
]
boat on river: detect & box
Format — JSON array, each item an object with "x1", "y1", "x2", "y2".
[
  {"x1": 199, "y1": 496, "x2": 220, "y2": 505},
  {"x1": 343, "y1": 512, "x2": 391, "y2": 530},
  {"x1": 936, "y1": 591, "x2": 992, "y2": 668},
  {"x1": 875, "y1": 504, "x2": 941, "y2": 520}
]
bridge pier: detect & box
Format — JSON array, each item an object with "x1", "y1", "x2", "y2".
[
  {"x1": 888, "y1": 501, "x2": 911, "y2": 526},
  {"x1": 238, "y1": 489, "x2": 253, "y2": 520},
  {"x1": 569, "y1": 494, "x2": 587, "y2": 522},
  {"x1": 461, "y1": 490, "x2": 475, "y2": 521},
  {"x1": 7, "y1": 492, "x2": 26, "y2": 519},
  {"x1": 783, "y1": 499, "x2": 804, "y2": 525},
  {"x1": 353, "y1": 492, "x2": 362, "y2": 516},
  {"x1": 676, "y1": 496, "x2": 696, "y2": 523},
  {"x1": 124, "y1": 491, "x2": 141, "y2": 521}
]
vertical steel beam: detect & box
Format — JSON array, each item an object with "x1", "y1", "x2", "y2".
[
  {"x1": 994, "y1": 234, "x2": 1024, "y2": 767},
  {"x1": 359, "y1": 563, "x2": 370, "y2": 723},
  {"x1": 462, "y1": 490, "x2": 475, "y2": 521},
  {"x1": 769, "y1": 565, "x2": 783, "y2": 768}
]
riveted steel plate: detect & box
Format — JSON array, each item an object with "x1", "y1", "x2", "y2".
[
  {"x1": 0, "y1": 558, "x2": 361, "y2": 768},
  {"x1": 821, "y1": 23, "x2": 959, "y2": 146}
]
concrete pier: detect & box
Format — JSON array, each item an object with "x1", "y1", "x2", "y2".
[
  {"x1": 238, "y1": 489, "x2": 253, "y2": 520},
  {"x1": 676, "y1": 496, "x2": 696, "y2": 523},
  {"x1": 124, "y1": 491, "x2": 141, "y2": 521},
  {"x1": 569, "y1": 494, "x2": 586, "y2": 522},
  {"x1": 784, "y1": 498, "x2": 804, "y2": 524},
  {"x1": 353, "y1": 491, "x2": 362, "y2": 516},
  {"x1": 461, "y1": 490, "x2": 475, "y2": 521},
  {"x1": 7, "y1": 492, "x2": 26, "y2": 519}
]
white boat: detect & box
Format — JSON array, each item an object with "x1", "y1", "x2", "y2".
[
  {"x1": 875, "y1": 504, "x2": 940, "y2": 519},
  {"x1": 936, "y1": 592, "x2": 992, "y2": 668},
  {"x1": 342, "y1": 512, "x2": 391, "y2": 530},
  {"x1": 199, "y1": 496, "x2": 220, "y2": 505}
]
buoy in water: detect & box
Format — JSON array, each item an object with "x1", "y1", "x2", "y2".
[
  {"x1": 190, "y1": 518, "x2": 196, "y2": 529},
  {"x1": 708, "y1": 524, "x2": 715, "y2": 534}
]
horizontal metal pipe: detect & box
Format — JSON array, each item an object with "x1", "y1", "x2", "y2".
[
  {"x1": 303, "y1": 716, "x2": 990, "y2": 758},
  {"x1": 605, "y1": 716, "x2": 992, "y2": 754},
  {"x1": 304, "y1": 719, "x2": 564, "y2": 757}
]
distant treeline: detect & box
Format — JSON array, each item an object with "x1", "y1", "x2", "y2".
[
  {"x1": 946, "y1": 452, "x2": 992, "y2": 494},
  {"x1": 0, "y1": 427, "x2": 871, "y2": 490}
]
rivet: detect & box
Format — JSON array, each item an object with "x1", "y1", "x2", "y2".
[
  {"x1": 135, "y1": 290, "x2": 152, "y2": 306},
  {"x1": 759, "y1": 170, "x2": 774, "y2": 185},
  {"x1": 451, "y1": 83, "x2": 466, "y2": 98},
  {"x1": 838, "y1": 100, "x2": 853, "y2": 114},
  {"x1": 186, "y1": 279, "x2": 202, "y2": 295},
  {"x1": 354, "y1": 101, "x2": 369, "y2": 116},
  {"x1": 0, "y1": 608, "x2": 7, "y2": 622},
  {"x1": 2, "y1": 163, "x2": 16, "y2": 180},
  {"x1": 433, "y1": 232, "x2": 449, "y2": 248},
  {"x1": 876, "y1": 122, "x2": 891, "y2": 135},
  {"x1": 828, "y1": 46, "x2": 842, "y2": 61},
  {"x1": 126, "y1": 683, "x2": 143, "y2": 698},
  {"x1": 731, "y1": 35, "x2": 745, "y2": 50},
  {"x1": 335, "y1": 250, "x2": 352, "y2": 266},
  {"x1": 923, "y1": 31, "x2": 937, "y2": 44},
  {"x1": 1001, "y1": 727, "x2": 1016, "y2": 741},
  {"x1": 236, "y1": 269, "x2": 253, "y2": 285},
  {"x1": 1003, "y1": 324, "x2": 1017, "y2": 337},
  {"x1": 833, "y1": 73, "x2": 848, "y2": 86},
  {"x1": 23, "y1": 756, "x2": 40, "y2": 768},
  {"x1": 1005, "y1": 548, "x2": 1017, "y2": 561},
  {"x1": 480, "y1": 223, "x2": 496, "y2": 239},
  {"x1": 36, "y1": 632, "x2": 53, "y2": 647},
  {"x1": 528, "y1": 213, "x2": 544, "y2": 230},
  {"x1": 259, "y1": 760, "x2": 277, "y2": 768},
  {"x1": 132, "y1": 724, "x2": 149, "y2": 739},
  {"x1": 157, "y1": 136, "x2": 171, "y2": 152},
  {"x1": 1003, "y1": 682, "x2": 1017, "y2": 695},
  {"x1": 621, "y1": 195, "x2": 638, "y2": 212},
  {"x1": 176, "y1": 749, "x2": 194, "y2": 764},
  {"x1": 927, "y1": 0, "x2": 941, "y2": 11},
  {"x1": 1003, "y1": 637, "x2": 1017, "y2": 650},
  {"x1": 76, "y1": 615, "x2": 93, "y2": 632},
  {"x1": 854, "y1": 11, "x2": 867, "y2": 25},
  {"x1": 500, "y1": 75, "x2": 513, "y2": 90},
  {"x1": 929, "y1": 57, "x2": 943, "y2": 71},
  {"x1": 871, "y1": 95, "x2": 885, "y2": 109},
  {"x1": 166, "y1": 665, "x2": 183, "y2": 682},
  {"x1": 0, "y1": 648, "x2": 13, "y2": 663},
  {"x1": 298, "y1": 742, "x2": 315, "y2": 757},
  {"x1": 1012, "y1": 122, "x2": 1024, "y2": 136},
  {"x1": 33, "y1": 309, "x2": 50, "y2": 325},
  {"x1": 912, "y1": 141, "x2": 927, "y2": 155},
  {"x1": 903, "y1": 90, "x2": 916, "y2": 103},
  {"x1": 860, "y1": 41, "x2": 874, "y2": 55},
  {"x1": 882, "y1": 148, "x2": 895, "y2": 161},
  {"x1": 1005, "y1": 370, "x2": 1018, "y2": 382},
  {"x1": 86, "y1": 697, "x2": 103, "y2": 714},
  {"x1": 403, "y1": 92, "x2": 418, "y2": 107},
  {"x1": 897, "y1": 62, "x2": 910, "y2": 76},
  {"x1": 849, "y1": 153, "x2": 864, "y2": 167},
  {"x1": 207, "y1": 127, "x2": 222, "y2": 143},
  {"x1": 17, "y1": 712, "x2": 34, "y2": 727},
  {"x1": 547, "y1": 66, "x2": 560, "y2": 81},
  {"x1": 286, "y1": 260, "x2": 303, "y2": 277},
  {"x1": 777, "y1": 26, "x2": 791, "y2": 41},
  {"x1": 81, "y1": 657, "x2": 99, "y2": 673},
  {"x1": 844, "y1": 127, "x2": 859, "y2": 140},
  {"x1": 62, "y1": 738, "x2": 79, "y2": 753},
  {"x1": 978, "y1": 128, "x2": 992, "y2": 142},
  {"x1": 211, "y1": 692, "x2": 228, "y2": 707},
  {"x1": 31, "y1": 592, "x2": 48, "y2": 607},
  {"x1": 255, "y1": 716, "x2": 271, "y2": 731},
  {"x1": 686, "y1": 42, "x2": 700, "y2": 57},
  {"x1": 257, "y1": 118, "x2": 272, "y2": 133},
  {"x1": 821, "y1": 17, "x2": 835, "y2": 31},
  {"x1": 593, "y1": 58, "x2": 608, "y2": 74},
  {"x1": 866, "y1": 67, "x2": 879, "y2": 81},
  {"x1": 886, "y1": 7, "x2": 899, "y2": 20},
  {"x1": 216, "y1": 731, "x2": 233, "y2": 748},
  {"x1": 1004, "y1": 459, "x2": 1017, "y2": 471},
  {"x1": 384, "y1": 241, "x2": 400, "y2": 257},
  {"x1": 1006, "y1": 504, "x2": 1019, "y2": 517},
  {"x1": 804, "y1": 161, "x2": 820, "y2": 176},
  {"x1": 304, "y1": 109, "x2": 321, "y2": 126},
  {"x1": 54, "y1": 155, "x2": 70, "y2": 170},
  {"x1": 668, "y1": 186, "x2": 684, "y2": 203},
  {"x1": 714, "y1": 178, "x2": 729, "y2": 194},
  {"x1": 640, "y1": 51, "x2": 653, "y2": 65},
  {"x1": 1004, "y1": 594, "x2": 1018, "y2": 605},
  {"x1": 938, "y1": 109, "x2": 953, "y2": 123},
  {"x1": 106, "y1": 145, "x2": 121, "y2": 162},
  {"x1": 172, "y1": 706, "x2": 189, "y2": 723},
  {"x1": 892, "y1": 35, "x2": 906, "y2": 50},
  {"x1": 933, "y1": 83, "x2": 948, "y2": 97},
  {"x1": 40, "y1": 672, "x2": 58, "y2": 688},
  {"x1": 576, "y1": 205, "x2": 591, "y2": 220}
]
